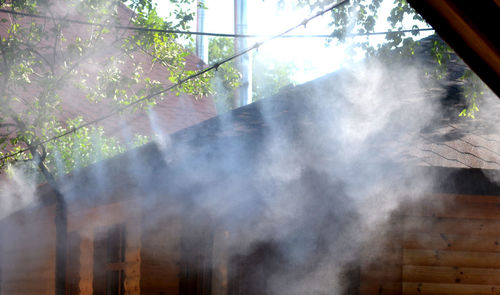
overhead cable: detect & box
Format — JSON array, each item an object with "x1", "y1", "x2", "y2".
[
  {"x1": 0, "y1": 8, "x2": 433, "y2": 38},
  {"x1": 0, "y1": 0, "x2": 349, "y2": 163}
]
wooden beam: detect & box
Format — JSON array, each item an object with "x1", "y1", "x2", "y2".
[{"x1": 407, "y1": 0, "x2": 500, "y2": 98}]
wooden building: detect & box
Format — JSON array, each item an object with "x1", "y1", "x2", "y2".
[
  {"x1": 1, "y1": 44, "x2": 500, "y2": 294},
  {"x1": 360, "y1": 1, "x2": 500, "y2": 293},
  {"x1": 1, "y1": 1, "x2": 500, "y2": 294}
]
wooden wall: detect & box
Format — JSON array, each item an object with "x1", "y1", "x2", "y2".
[
  {"x1": 139, "y1": 208, "x2": 182, "y2": 295},
  {"x1": 67, "y1": 198, "x2": 142, "y2": 295},
  {"x1": 0, "y1": 205, "x2": 56, "y2": 295},
  {"x1": 0, "y1": 198, "x2": 142, "y2": 295},
  {"x1": 5, "y1": 192, "x2": 500, "y2": 295},
  {"x1": 139, "y1": 204, "x2": 219, "y2": 295},
  {"x1": 359, "y1": 193, "x2": 500, "y2": 295},
  {"x1": 359, "y1": 213, "x2": 403, "y2": 295}
]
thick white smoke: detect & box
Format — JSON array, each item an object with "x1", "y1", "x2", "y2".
[{"x1": 0, "y1": 165, "x2": 38, "y2": 219}]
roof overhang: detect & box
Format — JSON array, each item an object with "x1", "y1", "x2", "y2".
[{"x1": 407, "y1": 0, "x2": 500, "y2": 97}]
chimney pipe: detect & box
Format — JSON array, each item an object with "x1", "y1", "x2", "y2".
[
  {"x1": 234, "y1": 0, "x2": 252, "y2": 108},
  {"x1": 196, "y1": 0, "x2": 208, "y2": 64}
]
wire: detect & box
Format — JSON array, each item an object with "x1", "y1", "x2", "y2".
[
  {"x1": 347, "y1": 28, "x2": 434, "y2": 37},
  {"x1": 0, "y1": 8, "x2": 434, "y2": 38},
  {"x1": 0, "y1": 0, "x2": 349, "y2": 163}
]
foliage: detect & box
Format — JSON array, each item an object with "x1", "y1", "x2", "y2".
[
  {"x1": 128, "y1": 0, "x2": 196, "y2": 31},
  {"x1": 208, "y1": 37, "x2": 295, "y2": 113},
  {"x1": 459, "y1": 69, "x2": 487, "y2": 119},
  {"x1": 252, "y1": 56, "x2": 296, "y2": 101},
  {"x1": 0, "y1": 0, "x2": 209, "y2": 177},
  {"x1": 43, "y1": 117, "x2": 124, "y2": 178},
  {"x1": 294, "y1": 0, "x2": 488, "y2": 117},
  {"x1": 6, "y1": 117, "x2": 140, "y2": 180},
  {"x1": 207, "y1": 37, "x2": 241, "y2": 112}
]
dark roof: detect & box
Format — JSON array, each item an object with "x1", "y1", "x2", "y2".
[
  {"x1": 168, "y1": 46, "x2": 500, "y2": 171},
  {"x1": 32, "y1": 35, "x2": 500, "y2": 207}
]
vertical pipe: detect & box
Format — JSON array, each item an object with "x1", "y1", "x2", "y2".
[
  {"x1": 234, "y1": 0, "x2": 252, "y2": 108},
  {"x1": 196, "y1": 0, "x2": 208, "y2": 64}
]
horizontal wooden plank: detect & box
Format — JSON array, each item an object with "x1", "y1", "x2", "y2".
[
  {"x1": 404, "y1": 200, "x2": 500, "y2": 220},
  {"x1": 359, "y1": 281, "x2": 402, "y2": 295},
  {"x1": 141, "y1": 261, "x2": 180, "y2": 271},
  {"x1": 140, "y1": 275, "x2": 179, "y2": 290},
  {"x1": 2, "y1": 244, "x2": 53, "y2": 255},
  {"x1": 361, "y1": 247, "x2": 403, "y2": 265},
  {"x1": 2, "y1": 205, "x2": 56, "y2": 224},
  {"x1": 3, "y1": 229, "x2": 56, "y2": 242},
  {"x1": 68, "y1": 199, "x2": 140, "y2": 232},
  {"x1": 2, "y1": 266, "x2": 54, "y2": 276},
  {"x1": 2, "y1": 265, "x2": 54, "y2": 272},
  {"x1": 361, "y1": 265, "x2": 402, "y2": 282},
  {"x1": 404, "y1": 232, "x2": 500, "y2": 252},
  {"x1": 1, "y1": 290, "x2": 53, "y2": 295},
  {"x1": 139, "y1": 270, "x2": 179, "y2": 281},
  {"x1": 1, "y1": 282, "x2": 54, "y2": 291},
  {"x1": 404, "y1": 217, "x2": 500, "y2": 236},
  {"x1": 403, "y1": 265, "x2": 500, "y2": 285},
  {"x1": 404, "y1": 249, "x2": 500, "y2": 268},
  {"x1": 141, "y1": 250, "x2": 180, "y2": 263},
  {"x1": 403, "y1": 282, "x2": 500, "y2": 295},
  {"x1": 141, "y1": 287, "x2": 179, "y2": 295},
  {"x1": 423, "y1": 193, "x2": 500, "y2": 204},
  {"x1": 2, "y1": 276, "x2": 55, "y2": 294}
]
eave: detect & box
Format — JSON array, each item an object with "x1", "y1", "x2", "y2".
[{"x1": 407, "y1": 0, "x2": 500, "y2": 97}]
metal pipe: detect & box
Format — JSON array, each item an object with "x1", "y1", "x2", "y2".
[
  {"x1": 234, "y1": 0, "x2": 252, "y2": 108},
  {"x1": 196, "y1": 0, "x2": 208, "y2": 64}
]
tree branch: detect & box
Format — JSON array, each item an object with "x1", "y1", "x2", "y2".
[
  {"x1": 0, "y1": 122, "x2": 16, "y2": 128},
  {"x1": 19, "y1": 42, "x2": 54, "y2": 74}
]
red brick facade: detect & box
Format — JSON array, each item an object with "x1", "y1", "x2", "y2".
[{"x1": 0, "y1": 2, "x2": 216, "y2": 143}]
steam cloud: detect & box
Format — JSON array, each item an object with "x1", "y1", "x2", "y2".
[
  {"x1": 0, "y1": 57, "x2": 444, "y2": 294},
  {"x1": 1, "y1": 1, "x2": 492, "y2": 294},
  {"x1": 0, "y1": 166, "x2": 37, "y2": 220},
  {"x1": 140, "y1": 58, "x2": 442, "y2": 294}
]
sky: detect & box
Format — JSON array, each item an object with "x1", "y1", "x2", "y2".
[{"x1": 154, "y1": 0, "x2": 433, "y2": 84}]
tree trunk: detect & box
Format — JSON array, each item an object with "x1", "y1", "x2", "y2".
[
  {"x1": 30, "y1": 149, "x2": 67, "y2": 295},
  {"x1": 54, "y1": 189, "x2": 67, "y2": 295}
]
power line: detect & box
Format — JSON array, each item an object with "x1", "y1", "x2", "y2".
[
  {"x1": 0, "y1": 8, "x2": 433, "y2": 38},
  {"x1": 0, "y1": 0, "x2": 349, "y2": 163},
  {"x1": 347, "y1": 28, "x2": 433, "y2": 37}
]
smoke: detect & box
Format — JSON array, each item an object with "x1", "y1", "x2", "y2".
[
  {"x1": 2, "y1": 1, "x2": 487, "y2": 294},
  {"x1": 0, "y1": 56, "x2": 444, "y2": 294},
  {"x1": 467, "y1": 88, "x2": 500, "y2": 183},
  {"x1": 225, "y1": 59, "x2": 440, "y2": 294},
  {"x1": 0, "y1": 165, "x2": 38, "y2": 219},
  {"x1": 131, "y1": 56, "x2": 443, "y2": 294}
]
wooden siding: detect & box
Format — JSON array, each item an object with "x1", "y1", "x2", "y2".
[
  {"x1": 359, "y1": 193, "x2": 500, "y2": 295},
  {"x1": 139, "y1": 204, "x2": 218, "y2": 295},
  {"x1": 359, "y1": 220, "x2": 403, "y2": 295},
  {"x1": 0, "y1": 205, "x2": 57, "y2": 295},
  {"x1": 211, "y1": 230, "x2": 230, "y2": 295},
  {"x1": 68, "y1": 199, "x2": 142, "y2": 295},
  {"x1": 140, "y1": 208, "x2": 182, "y2": 295},
  {"x1": 0, "y1": 198, "x2": 141, "y2": 295}
]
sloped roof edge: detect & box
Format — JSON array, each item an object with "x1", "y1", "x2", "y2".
[{"x1": 407, "y1": 0, "x2": 500, "y2": 97}]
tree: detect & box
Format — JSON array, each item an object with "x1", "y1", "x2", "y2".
[
  {"x1": 0, "y1": 0, "x2": 212, "y2": 169},
  {"x1": 207, "y1": 37, "x2": 240, "y2": 112},
  {"x1": 0, "y1": 0, "x2": 208, "y2": 294},
  {"x1": 208, "y1": 36, "x2": 296, "y2": 113},
  {"x1": 294, "y1": 0, "x2": 489, "y2": 118}
]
